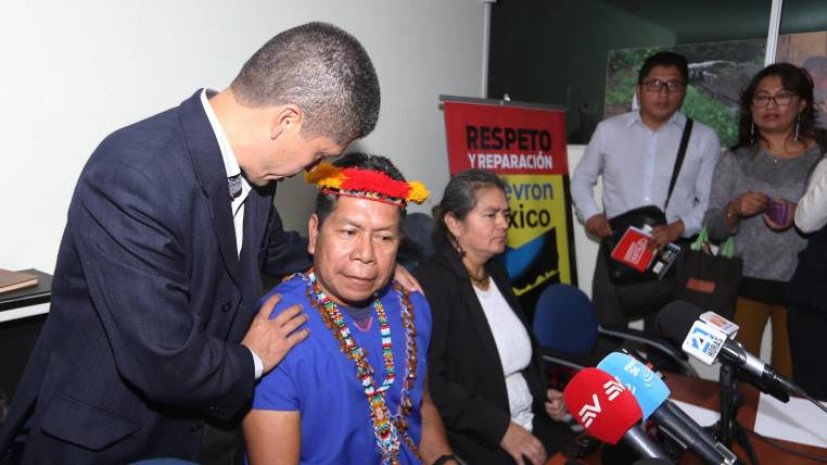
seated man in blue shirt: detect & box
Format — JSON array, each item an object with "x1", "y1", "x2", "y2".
[
  {"x1": 243, "y1": 153, "x2": 459, "y2": 465},
  {"x1": 571, "y1": 51, "x2": 722, "y2": 341}
]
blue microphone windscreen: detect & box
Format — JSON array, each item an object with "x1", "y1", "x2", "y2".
[{"x1": 597, "y1": 352, "x2": 670, "y2": 420}]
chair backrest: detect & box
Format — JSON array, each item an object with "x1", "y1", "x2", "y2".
[
  {"x1": 399, "y1": 212, "x2": 436, "y2": 271},
  {"x1": 533, "y1": 284, "x2": 599, "y2": 355}
]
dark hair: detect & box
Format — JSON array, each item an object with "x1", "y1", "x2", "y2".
[
  {"x1": 432, "y1": 169, "x2": 507, "y2": 245},
  {"x1": 314, "y1": 153, "x2": 407, "y2": 226},
  {"x1": 638, "y1": 51, "x2": 689, "y2": 85},
  {"x1": 231, "y1": 22, "x2": 380, "y2": 143},
  {"x1": 734, "y1": 63, "x2": 818, "y2": 150}
]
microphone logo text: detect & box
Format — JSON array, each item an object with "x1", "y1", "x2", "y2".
[
  {"x1": 578, "y1": 394, "x2": 601, "y2": 428},
  {"x1": 604, "y1": 379, "x2": 625, "y2": 401}
]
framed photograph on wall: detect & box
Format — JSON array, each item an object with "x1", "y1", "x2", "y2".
[
  {"x1": 776, "y1": 31, "x2": 827, "y2": 129},
  {"x1": 604, "y1": 31, "x2": 827, "y2": 149}
]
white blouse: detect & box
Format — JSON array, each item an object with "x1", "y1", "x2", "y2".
[
  {"x1": 796, "y1": 157, "x2": 827, "y2": 233},
  {"x1": 474, "y1": 281, "x2": 535, "y2": 431}
]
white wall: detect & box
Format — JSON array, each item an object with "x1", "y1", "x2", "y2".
[
  {"x1": 0, "y1": 1, "x2": 487, "y2": 273},
  {"x1": 566, "y1": 145, "x2": 599, "y2": 296}
]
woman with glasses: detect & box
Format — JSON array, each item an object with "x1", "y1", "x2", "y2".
[{"x1": 703, "y1": 63, "x2": 826, "y2": 378}]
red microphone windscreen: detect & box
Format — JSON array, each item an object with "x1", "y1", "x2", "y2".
[{"x1": 563, "y1": 367, "x2": 643, "y2": 444}]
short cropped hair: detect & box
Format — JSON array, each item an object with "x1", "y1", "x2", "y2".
[
  {"x1": 314, "y1": 153, "x2": 407, "y2": 227},
  {"x1": 231, "y1": 22, "x2": 380, "y2": 143},
  {"x1": 638, "y1": 51, "x2": 689, "y2": 85}
]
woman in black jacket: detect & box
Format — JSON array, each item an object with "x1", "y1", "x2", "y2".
[{"x1": 413, "y1": 169, "x2": 573, "y2": 465}]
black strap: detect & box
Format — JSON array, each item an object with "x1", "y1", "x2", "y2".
[
  {"x1": 432, "y1": 454, "x2": 460, "y2": 465},
  {"x1": 664, "y1": 117, "x2": 693, "y2": 211}
]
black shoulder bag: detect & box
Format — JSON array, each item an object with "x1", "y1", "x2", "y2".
[{"x1": 602, "y1": 118, "x2": 693, "y2": 285}]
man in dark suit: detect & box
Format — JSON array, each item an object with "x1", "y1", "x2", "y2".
[{"x1": 0, "y1": 22, "x2": 380, "y2": 464}]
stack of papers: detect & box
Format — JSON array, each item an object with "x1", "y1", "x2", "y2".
[
  {"x1": 671, "y1": 395, "x2": 827, "y2": 448},
  {"x1": 754, "y1": 394, "x2": 827, "y2": 448}
]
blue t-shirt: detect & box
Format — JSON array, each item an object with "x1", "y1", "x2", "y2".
[{"x1": 251, "y1": 275, "x2": 432, "y2": 465}]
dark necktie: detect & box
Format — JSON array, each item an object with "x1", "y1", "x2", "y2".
[{"x1": 228, "y1": 174, "x2": 242, "y2": 199}]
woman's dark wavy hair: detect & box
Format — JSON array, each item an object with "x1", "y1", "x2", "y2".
[
  {"x1": 734, "y1": 63, "x2": 822, "y2": 151},
  {"x1": 432, "y1": 169, "x2": 507, "y2": 246}
]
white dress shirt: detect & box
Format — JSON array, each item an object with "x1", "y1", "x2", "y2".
[
  {"x1": 796, "y1": 156, "x2": 827, "y2": 233},
  {"x1": 200, "y1": 89, "x2": 251, "y2": 256},
  {"x1": 571, "y1": 111, "x2": 722, "y2": 236}
]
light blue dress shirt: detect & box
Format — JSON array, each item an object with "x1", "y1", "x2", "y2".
[{"x1": 571, "y1": 110, "x2": 722, "y2": 237}]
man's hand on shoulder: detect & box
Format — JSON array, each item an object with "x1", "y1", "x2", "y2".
[
  {"x1": 394, "y1": 263, "x2": 422, "y2": 294},
  {"x1": 585, "y1": 214, "x2": 612, "y2": 238},
  {"x1": 242, "y1": 293, "x2": 309, "y2": 375}
]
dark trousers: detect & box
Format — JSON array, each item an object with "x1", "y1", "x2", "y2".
[
  {"x1": 0, "y1": 419, "x2": 242, "y2": 465},
  {"x1": 787, "y1": 308, "x2": 827, "y2": 401},
  {"x1": 534, "y1": 414, "x2": 576, "y2": 459},
  {"x1": 196, "y1": 423, "x2": 245, "y2": 465},
  {"x1": 451, "y1": 415, "x2": 575, "y2": 465}
]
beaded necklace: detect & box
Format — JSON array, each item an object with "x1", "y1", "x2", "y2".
[
  {"x1": 302, "y1": 271, "x2": 420, "y2": 465},
  {"x1": 465, "y1": 267, "x2": 491, "y2": 289}
]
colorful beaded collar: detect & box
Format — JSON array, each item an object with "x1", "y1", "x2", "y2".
[{"x1": 300, "y1": 271, "x2": 420, "y2": 464}]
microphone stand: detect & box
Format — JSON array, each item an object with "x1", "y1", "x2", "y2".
[{"x1": 715, "y1": 364, "x2": 758, "y2": 465}]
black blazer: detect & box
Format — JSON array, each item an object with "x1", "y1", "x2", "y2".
[
  {"x1": 788, "y1": 223, "x2": 827, "y2": 315},
  {"x1": 414, "y1": 244, "x2": 550, "y2": 464},
  {"x1": 0, "y1": 91, "x2": 310, "y2": 463}
]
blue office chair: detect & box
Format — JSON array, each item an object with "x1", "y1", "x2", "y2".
[
  {"x1": 398, "y1": 212, "x2": 436, "y2": 271},
  {"x1": 533, "y1": 284, "x2": 695, "y2": 376},
  {"x1": 533, "y1": 283, "x2": 599, "y2": 358}
]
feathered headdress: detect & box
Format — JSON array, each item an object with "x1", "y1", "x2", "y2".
[{"x1": 305, "y1": 162, "x2": 429, "y2": 207}]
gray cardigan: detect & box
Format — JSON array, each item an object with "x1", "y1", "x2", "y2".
[{"x1": 704, "y1": 145, "x2": 822, "y2": 281}]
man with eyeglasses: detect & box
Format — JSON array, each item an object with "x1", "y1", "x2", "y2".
[{"x1": 571, "y1": 51, "x2": 722, "y2": 348}]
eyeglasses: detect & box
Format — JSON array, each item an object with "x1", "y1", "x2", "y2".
[
  {"x1": 641, "y1": 79, "x2": 686, "y2": 93},
  {"x1": 751, "y1": 92, "x2": 797, "y2": 107}
]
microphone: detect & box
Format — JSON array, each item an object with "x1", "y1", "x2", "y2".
[
  {"x1": 563, "y1": 367, "x2": 669, "y2": 460},
  {"x1": 598, "y1": 352, "x2": 738, "y2": 465},
  {"x1": 656, "y1": 301, "x2": 798, "y2": 402}
]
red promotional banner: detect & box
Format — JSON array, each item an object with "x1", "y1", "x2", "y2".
[
  {"x1": 443, "y1": 101, "x2": 569, "y2": 176},
  {"x1": 441, "y1": 97, "x2": 577, "y2": 317}
]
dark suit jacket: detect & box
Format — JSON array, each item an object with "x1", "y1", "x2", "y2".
[
  {"x1": 414, "y1": 244, "x2": 566, "y2": 465},
  {"x1": 788, "y1": 224, "x2": 827, "y2": 316},
  {"x1": 0, "y1": 91, "x2": 309, "y2": 463}
]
